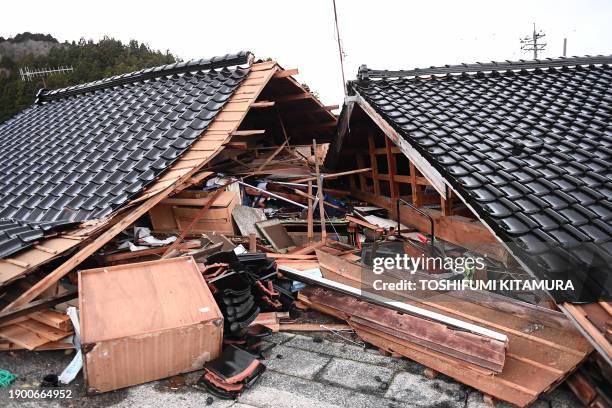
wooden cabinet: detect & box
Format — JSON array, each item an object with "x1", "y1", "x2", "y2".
[{"x1": 79, "y1": 257, "x2": 223, "y2": 393}]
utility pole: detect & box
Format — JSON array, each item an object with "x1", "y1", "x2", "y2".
[
  {"x1": 520, "y1": 23, "x2": 547, "y2": 59},
  {"x1": 563, "y1": 38, "x2": 567, "y2": 57},
  {"x1": 331, "y1": 0, "x2": 347, "y2": 96}
]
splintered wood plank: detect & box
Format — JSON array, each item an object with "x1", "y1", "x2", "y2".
[
  {"x1": 16, "y1": 320, "x2": 71, "y2": 342},
  {"x1": 30, "y1": 310, "x2": 71, "y2": 331},
  {"x1": 0, "y1": 324, "x2": 50, "y2": 350},
  {"x1": 251, "y1": 61, "x2": 277, "y2": 71},
  {"x1": 303, "y1": 287, "x2": 506, "y2": 372}
]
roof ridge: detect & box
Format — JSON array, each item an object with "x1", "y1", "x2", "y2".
[
  {"x1": 357, "y1": 55, "x2": 612, "y2": 80},
  {"x1": 36, "y1": 51, "x2": 253, "y2": 104}
]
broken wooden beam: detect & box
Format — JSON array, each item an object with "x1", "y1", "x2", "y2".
[
  {"x1": 0, "y1": 289, "x2": 77, "y2": 326},
  {"x1": 225, "y1": 142, "x2": 249, "y2": 149},
  {"x1": 273, "y1": 69, "x2": 299, "y2": 78},
  {"x1": 102, "y1": 241, "x2": 201, "y2": 263},
  {"x1": 231, "y1": 130, "x2": 266, "y2": 137},
  {"x1": 250, "y1": 101, "x2": 275, "y2": 108},
  {"x1": 275, "y1": 93, "x2": 313, "y2": 103}
]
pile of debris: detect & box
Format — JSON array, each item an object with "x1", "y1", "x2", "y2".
[{"x1": 0, "y1": 144, "x2": 601, "y2": 405}]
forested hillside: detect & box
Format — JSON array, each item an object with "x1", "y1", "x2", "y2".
[{"x1": 0, "y1": 33, "x2": 177, "y2": 123}]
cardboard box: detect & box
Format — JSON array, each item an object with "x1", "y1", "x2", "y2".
[{"x1": 79, "y1": 257, "x2": 223, "y2": 393}]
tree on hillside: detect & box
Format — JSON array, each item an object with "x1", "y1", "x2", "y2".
[{"x1": 0, "y1": 35, "x2": 177, "y2": 123}]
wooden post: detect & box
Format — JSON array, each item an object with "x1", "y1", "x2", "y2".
[
  {"x1": 410, "y1": 162, "x2": 422, "y2": 207},
  {"x1": 249, "y1": 233, "x2": 257, "y2": 252},
  {"x1": 313, "y1": 140, "x2": 327, "y2": 241},
  {"x1": 385, "y1": 137, "x2": 398, "y2": 199},
  {"x1": 368, "y1": 131, "x2": 380, "y2": 196},
  {"x1": 356, "y1": 155, "x2": 367, "y2": 191},
  {"x1": 440, "y1": 186, "x2": 453, "y2": 216},
  {"x1": 307, "y1": 180, "x2": 314, "y2": 241}
]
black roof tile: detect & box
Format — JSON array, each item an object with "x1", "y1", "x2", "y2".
[
  {"x1": 346, "y1": 55, "x2": 612, "y2": 302},
  {"x1": 0, "y1": 51, "x2": 251, "y2": 257}
]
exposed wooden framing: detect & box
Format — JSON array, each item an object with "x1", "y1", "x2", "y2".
[
  {"x1": 385, "y1": 137, "x2": 399, "y2": 199},
  {"x1": 231, "y1": 130, "x2": 265, "y2": 137},
  {"x1": 276, "y1": 110, "x2": 290, "y2": 144},
  {"x1": 256, "y1": 140, "x2": 288, "y2": 172},
  {"x1": 353, "y1": 93, "x2": 447, "y2": 198},
  {"x1": 314, "y1": 140, "x2": 326, "y2": 240},
  {"x1": 349, "y1": 189, "x2": 509, "y2": 262},
  {"x1": 410, "y1": 162, "x2": 423, "y2": 207},
  {"x1": 368, "y1": 131, "x2": 381, "y2": 196},
  {"x1": 273, "y1": 68, "x2": 299, "y2": 78},
  {"x1": 294, "y1": 167, "x2": 372, "y2": 183},
  {"x1": 441, "y1": 187, "x2": 453, "y2": 216},
  {"x1": 374, "y1": 173, "x2": 430, "y2": 185}
]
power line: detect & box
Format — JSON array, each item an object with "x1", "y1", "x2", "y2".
[
  {"x1": 520, "y1": 23, "x2": 547, "y2": 59},
  {"x1": 331, "y1": 0, "x2": 347, "y2": 96}
]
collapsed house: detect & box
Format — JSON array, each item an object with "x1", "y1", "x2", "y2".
[{"x1": 0, "y1": 53, "x2": 609, "y2": 407}]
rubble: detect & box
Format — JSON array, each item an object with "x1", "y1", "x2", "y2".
[{"x1": 0, "y1": 52, "x2": 610, "y2": 408}]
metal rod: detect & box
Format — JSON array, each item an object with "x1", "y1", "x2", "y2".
[
  {"x1": 396, "y1": 197, "x2": 435, "y2": 253},
  {"x1": 237, "y1": 181, "x2": 307, "y2": 209}
]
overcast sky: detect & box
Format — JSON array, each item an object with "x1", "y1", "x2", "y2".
[{"x1": 2, "y1": 0, "x2": 611, "y2": 106}]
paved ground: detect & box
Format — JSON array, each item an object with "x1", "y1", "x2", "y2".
[{"x1": 0, "y1": 332, "x2": 581, "y2": 408}]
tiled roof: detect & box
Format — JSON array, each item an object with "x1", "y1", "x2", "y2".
[
  {"x1": 0, "y1": 51, "x2": 251, "y2": 258},
  {"x1": 351, "y1": 56, "x2": 612, "y2": 303},
  {"x1": 0, "y1": 219, "x2": 78, "y2": 258}
]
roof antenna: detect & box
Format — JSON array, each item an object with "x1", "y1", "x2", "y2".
[
  {"x1": 520, "y1": 23, "x2": 547, "y2": 59},
  {"x1": 331, "y1": 0, "x2": 347, "y2": 96},
  {"x1": 19, "y1": 66, "x2": 74, "y2": 88}
]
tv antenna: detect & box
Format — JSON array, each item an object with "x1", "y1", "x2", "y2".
[
  {"x1": 520, "y1": 23, "x2": 547, "y2": 59},
  {"x1": 19, "y1": 66, "x2": 74, "y2": 87}
]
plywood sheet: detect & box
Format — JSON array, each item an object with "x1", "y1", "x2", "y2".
[{"x1": 232, "y1": 206, "x2": 267, "y2": 238}]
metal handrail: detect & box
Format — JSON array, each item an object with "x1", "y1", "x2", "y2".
[{"x1": 396, "y1": 197, "x2": 435, "y2": 254}]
